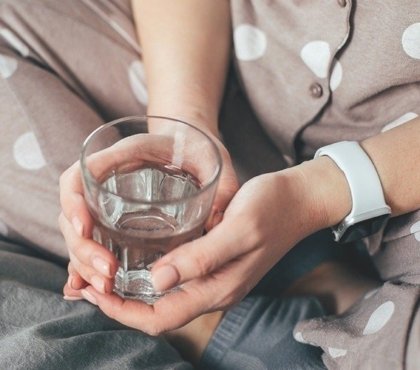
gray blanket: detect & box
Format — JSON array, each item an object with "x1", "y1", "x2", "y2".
[{"x1": 0, "y1": 240, "x2": 192, "y2": 370}]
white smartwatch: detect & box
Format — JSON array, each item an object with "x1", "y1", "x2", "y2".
[{"x1": 314, "y1": 141, "x2": 391, "y2": 243}]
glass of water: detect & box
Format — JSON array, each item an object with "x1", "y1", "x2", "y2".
[{"x1": 80, "y1": 116, "x2": 222, "y2": 304}]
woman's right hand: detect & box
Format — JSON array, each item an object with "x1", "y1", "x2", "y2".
[
  {"x1": 59, "y1": 127, "x2": 239, "y2": 300},
  {"x1": 62, "y1": 156, "x2": 351, "y2": 334}
]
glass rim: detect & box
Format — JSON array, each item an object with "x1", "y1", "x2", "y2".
[{"x1": 80, "y1": 115, "x2": 223, "y2": 205}]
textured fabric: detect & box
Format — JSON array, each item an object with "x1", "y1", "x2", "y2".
[
  {"x1": 0, "y1": 0, "x2": 145, "y2": 258},
  {"x1": 0, "y1": 0, "x2": 419, "y2": 369},
  {"x1": 253, "y1": 229, "x2": 343, "y2": 296},
  {"x1": 230, "y1": 0, "x2": 420, "y2": 163},
  {"x1": 229, "y1": 2, "x2": 420, "y2": 368},
  {"x1": 0, "y1": 239, "x2": 192, "y2": 370},
  {"x1": 295, "y1": 283, "x2": 420, "y2": 370},
  {"x1": 0, "y1": 1, "x2": 329, "y2": 368},
  {"x1": 200, "y1": 296, "x2": 327, "y2": 370}
]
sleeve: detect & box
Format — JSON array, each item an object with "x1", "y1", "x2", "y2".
[{"x1": 294, "y1": 209, "x2": 420, "y2": 370}]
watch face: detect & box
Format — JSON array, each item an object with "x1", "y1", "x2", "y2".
[{"x1": 340, "y1": 214, "x2": 390, "y2": 243}]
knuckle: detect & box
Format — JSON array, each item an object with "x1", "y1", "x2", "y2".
[
  {"x1": 193, "y1": 253, "x2": 214, "y2": 277},
  {"x1": 71, "y1": 241, "x2": 83, "y2": 254},
  {"x1": 68, "y1": 254, "x2": 92, "y2": 282}
]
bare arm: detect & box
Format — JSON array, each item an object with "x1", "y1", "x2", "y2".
[
  {"x1": 61, "y1": 2, "x2": 420, "y2": 335},
  {"x1": 361, "y1": 117, "x2": 420, "y2": 217},
  {"x1": 131, "y1": 0, "x2": 231, "y2": 135},
  {"x1": 301, "y1": 116, "x2": 420, "y2": 231},
  {"x1": 59, "y1": 1, "x2": 238, "y2": 309},
  {"x1": 63, "y1": 106, "x2": 420, "y2": 335},
  {"x1": 131, "y1": 0, "x2": 238, "y2": 226}
]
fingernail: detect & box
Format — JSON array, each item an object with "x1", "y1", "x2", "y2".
[
  {"x1": 92, "y1": 257, "x2": 111, "y2": 276},
  {"x1": 63, "y1": 295, "x2": 83, "y2": 301},
  {"x1": 91, "y1": 275, "x2": 106, "y2": 294},
  {"x1": 72, "y1": 217, "x2": 84, "y2": 237},
  {"x1": 81, "y1": 289, "x2": 98, "y2": 305},
  {"x1": 152, "y1": 265, "x2": 179, "y2": 292}
]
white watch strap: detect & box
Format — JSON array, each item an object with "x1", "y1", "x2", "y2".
[{"x1": 315, "y1": 141, "x2": 391, "y2": 239}]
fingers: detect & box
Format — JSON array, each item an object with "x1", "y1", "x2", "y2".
[
  {"x1": 59, "y1": 162, "x2": 117, "y2": 297},
  {"x1": 206, "y1": 170, "x2": 238, "y2": 229},
  {"x1": 63, "y1": 262, "x2": 88, "y2": 300},
  {"x1": 206, "y1": 145, "x2": 239, "y2": 230},
  {"x1": 59, "y1": 212, "x2": 117, "y2": 275},
  {"x1": 151, "y1": 219, "x2": 255, "y2": 292},
  {"x1": 80, "y1": 279, "x2": 214, "y2": 335},
  {"x1": 59, "y1": 161, "x2": 93, "y2": 238},
  {"x1": 59, "y1": 212, "x2": 118, "y2": 294},
  {"x1": 68, "y1": 262, "x2": 87, "y2": 290},
  {"x1": 81, "y1": 247, "x2": 269, "y2": 335}
]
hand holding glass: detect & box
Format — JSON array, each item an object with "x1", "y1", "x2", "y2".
[{"x1": 80, "y1": 116, "x2": 221, "y2": 304}]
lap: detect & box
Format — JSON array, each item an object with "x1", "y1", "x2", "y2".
[
  {"x1": 295, "y1": 210, "x2": 420, "y2": 369},
  {"x1": 201, "y1": 295, "x2": 327, "y2": 370},
  {"x1": 0, "y1": 239, "x2": 192, "y2": 370}
]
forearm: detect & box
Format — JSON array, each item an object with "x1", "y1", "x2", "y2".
[
  {"x1": 295, "y1": 117, "x2": 420, "y2": 233},
  {"x1": 361, "y1": 118, "x2": 420, "y2": 217},
  {"x1": 131, "y1": 0, "x2": 231, "y2": 135}
]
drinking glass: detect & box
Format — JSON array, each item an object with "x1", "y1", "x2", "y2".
[{"x1": 80, "y1": 116, "x2": 222, "y2": 304}]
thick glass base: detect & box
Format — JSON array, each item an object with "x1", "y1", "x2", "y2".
[{"x1": 114, "y1": 267, "x2": 176, "y2": 304}]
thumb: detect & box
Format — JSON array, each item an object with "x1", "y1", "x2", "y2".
[
  {"x1": 151, "y1": 219, "x2": 249, "y2": 292},
  {"x1": 206, "y1": 157, "x2": 239, "y2": 230}
]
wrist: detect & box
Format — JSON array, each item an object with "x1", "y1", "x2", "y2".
[
  {"x1": 147, "y1": 95, "x2": 220, "y2": 138},
  {"x1": 146, "y1": 103, "x2": 231, "y2": 170},
  {"x1": 290, "y1": 157, "x2": 352, "y2": 232}
]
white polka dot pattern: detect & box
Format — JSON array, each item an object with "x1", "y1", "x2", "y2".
[
  {"x1": 128, "y1": 60, "x2": 148, "y2": 106},
  {"x1": 0, "y1": 54, "x2": 17, "y2": 79},
  {"x1": 363, "y1": 301, "x2": 395, "y2": 335},
  {"x1": 300, "y1": 41, "x2": 331, "y2": 78},
  {"x1": 234, "y1": 24, "x2": 267, "y2": 61},
  {"x1": 402, "y1": 23, "x2": 420, "y2": 60},
  {"x1": 0, "y1": 28, "x2": 29, "y2": 57},
  {"x1": 293, "y1": 331, "x2": 307, "y2": 343},
  {"x1": 410, "y1": 221, "x2": 420, "y2": 242},
  {"x1": 13, "y1": 132, "x2": 47, "y2": 170},
  {"x1": 328, "y1": 347, "x2": 347, "y2": 358},
  {"x1": 329, "y1": 59, "x2": 343, "y2": 91},
  {"x1": 381, "y1": 112, "x2": 418, "y2": 132}
]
